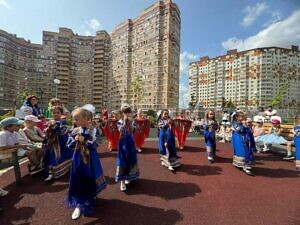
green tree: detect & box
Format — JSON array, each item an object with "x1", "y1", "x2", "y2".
[
  {"x1": 269, "y1": 83, "x2": 289, "y2": 108},
  {"x1": 130, "y1": 75, "x2": 144, "y2": 109},
  {"x1": 226, "y1": 99, "x2": 235, "y2": 109}
]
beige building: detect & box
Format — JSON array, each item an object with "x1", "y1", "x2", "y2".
[
  {"x1": 0, "y1": 0, "x2": 180, "y2": 112},
  {"x1": 0, "y1": 28, "x2": 111, "y2": 111},
  {"x1": 43, "y1": 28, "x2": 111, "y2": 110},
  {"x1": 0, "y1": 29, "x2": 49, "y2": 109},
  {"x1": 111, "y1": 0, "x2": 180, "y2": 110},
  {"x1": 189, "y1": 46, "x2": 300, "y2": 109}
]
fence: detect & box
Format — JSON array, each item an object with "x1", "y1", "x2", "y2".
[{"x1": 190, "y1": 108, "x2": 300, "y2": 124}]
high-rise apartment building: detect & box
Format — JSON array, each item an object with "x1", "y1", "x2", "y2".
[
  {"x1": 43, "y1": 28, "x2": 111, "y2": 110},
  {"x1": 0, "y1": 29, "x2": 49, "y2": 109},
  {"x1": 0, "y1": 0, "x2": 179, "y2": 112},
  {"x1": 111, "y1": 0, "x2": 180, "y2": 110},
  {"x1": 0, "y1": 28, "x2": 111, "y2": 111},
  {"x1": 189, "y1": 46, "x2": 300, "y2": 109}
]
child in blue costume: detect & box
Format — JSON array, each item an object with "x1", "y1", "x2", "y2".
[
  {"x1": 294, "y1": 115, "x2": 300, "y2": 171},
  {"x1": 203, "y1": 110, "x2": 218, "y2": 163},
  {"x1": 158, "y1": 109, "x2": 180, "y2": 171},
  {"x1": 66, "y1": 107, "x2": 106, "y2": 220},
  {"x1": 231, "y1": 111, "x2": 255, "y2": 176},
  {"x1": 43, "y1": 106, "x2": 73, "y2": 181},
  {"x1": 115, "y1": 103, "x2": 139, "y2": 191}
]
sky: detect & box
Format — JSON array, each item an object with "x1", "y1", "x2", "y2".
[{"x1": 0, "y1": 0, "x2": 299, "y2": 108}]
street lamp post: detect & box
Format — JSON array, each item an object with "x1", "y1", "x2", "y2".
[
  {"x1": 39, "y1": 88, "x2": 44, "y2": 113},
  {"x1": 24, "y1": 77, "x2": 28, "y2": 94},
  {"x1": 54, "y1": 79, "x2": 61, "y2": 98}
]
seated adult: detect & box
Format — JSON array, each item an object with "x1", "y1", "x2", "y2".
[{"x1": 22, "y1": 95, "x2": 41, "y2": 117}]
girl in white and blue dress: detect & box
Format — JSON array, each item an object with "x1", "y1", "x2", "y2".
[
  {"x1": 115, "y1": 103, "x2": 139, "y2": 191},
  {"x1": 256, "y1": 118, "x2": 294, "y2": 158},
  {"x1": 256, "y1": 119, "x2": 288, "y2": 145},
  {"x1": 231, "y1": 111, "x2": 255, "y2": 176},
  {"x1": 66, "y1": 107, "x2": 106, "y2": 220},
  {"x1": 293, "y1": 115, "x2": 300, "y2": 171},
  {"x1": 203, "y1": 110, "x2": 218, "y2": 163},
  {"x1": 158, "y1": 109, "x2": 180, "y2": 171}
]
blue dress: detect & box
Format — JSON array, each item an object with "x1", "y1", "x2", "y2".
[
  {"x1": 231, "y1": 122, "x2": 255, "y2": 168},
  {"x1": 43, "y1": 120, "x2": 73, "y2": 178},
  {"x1": 203, "y1": 120, "x2": 218, "y2": 158},
  {"x1": 294, "y1": 125, "x2": 300, "y2": 171},
  {"x1": 66, "y1": 127, "x2": 106, "y2": 215},
  {"x1": 115, "y1": 119, "x2": 139, "y2": 182},
  {"x1": 158, "y1": 118, "x2": 180, "y2": 168},
  {"x1": 256, "y1": 127, "x2": 288, "y2": 145}
]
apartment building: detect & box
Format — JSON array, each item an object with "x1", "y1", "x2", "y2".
[
  {"x1": 189, "y1": 46, "x2": 300, "y2": 109},
  {"x1": 0, "y1": 0, "x2": 179, "y2": 111},
  {"x1": 43, "y1": 28, "x2": 111, "y2": 110},
  {"x1": 0, "y1": 28, "x2": 111, "y2": 111},
  {"x1": 111, "y1": 0, "x2": 180, "y2": 110},
  {"x1": 0, "y1": 29, "x2": 49, "y2": 109}
]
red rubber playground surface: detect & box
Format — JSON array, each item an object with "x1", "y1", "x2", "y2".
[{"x1": 0, "y1": 139, "x2": 299, "y2": 225}]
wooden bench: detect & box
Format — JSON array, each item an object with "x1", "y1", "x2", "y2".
[
  {"x1": 263, "y1": 123, "x2": 294, "y2": 141},
  {"x1": 0, "y1": 145, "x2": 24, "y2": 185}
]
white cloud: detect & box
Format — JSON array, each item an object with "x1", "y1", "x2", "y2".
[
  {"x1": 241, "y1": 2, "x2": 268, "y2": 27},
  {"x1": 222, "y1": 9, "x2": 300, "y2": 51},
  {"x1": 86, "y1": 19, "x2": 102, "y2": 31},
  {"x1": 180, "y1": 51, "x2": 198, "y2": 79},
  {"x1": 263, "y1": 10, "x2": 282, "y2": 27},
  {"x1": 179, "y1": 84, "x2": 189, "y2": 109},
  {"x1": 179, "y1": 51, "x2": 198, "y2": 108},
  {"x1": 85, "y1": 30, "x2": 91, "y2": 36},
  {"x1": 0, "y1": 0, "x2": 11, "y2": 8}
]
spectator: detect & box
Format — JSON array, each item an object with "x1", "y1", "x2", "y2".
[
  {"x1": 23, "y1": 115, "x2": 45, "y2": 143},
  {"x1": 253, "y1": 120, "x2": 266, "y2": 152},
  {"x1": 264, "y1": 106, "x2": 277, "y2": 122},
  {"x1": 22, "y1": 95, "x2": 41, "y2": 117},
  {"x1": 37, "y1": 115, "x2": 47, "y2": 132},
  {"x1": 0, "y1": 117, "x2": 25, "y2": 198},
  {"x1": 44, "y1": 98, "x2": 69, "y2": 119},
  {"x1": 222, "y1": 110, "x2": 230, "y2": 123}
]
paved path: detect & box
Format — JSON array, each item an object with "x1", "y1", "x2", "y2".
[{"x1": 0, "y1": 139, "x2": 299, "y2": 225}]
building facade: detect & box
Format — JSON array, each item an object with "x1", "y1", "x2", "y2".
[
  {"x1": 43, "y1": 28, "x2": 111, "y2": 110},
  {"x1": 0, "y1": 29, "x2": 49, "y2": 109},
  {"x1": 189, "y1": 46, "x2": 300, "y2": 110},
  {"x1": 111, "y1": 0, "x2": 180, "y2": 110},
  {"x1": 0, "y1": 0, "x2": 179, "y2": 112}
]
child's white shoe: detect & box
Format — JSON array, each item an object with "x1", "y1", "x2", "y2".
[
  {"x1": 0, "y1": 188, "x2": 9, "y2": 197},
  {"x1": 168, "y1": 166, "x2": 174, "y2": 171},
  {"x1": 208, "y1": 156, "x2": 214, "y2": 163},
  {"x1": 120, "y1": 181, "x2": 126, "y2": 191},
  {"x1": 262, "y1": 147, "x2": 269, "y2": 152},
  {"x1": 44, "y1": 174, "x2": 54, "y2": 182},
  {"x1": 124, "y1": 180, "x2": 130, "y2": 185},
  {"x1": 71, "y1": 207, "x2": 81, "y2": 220}
]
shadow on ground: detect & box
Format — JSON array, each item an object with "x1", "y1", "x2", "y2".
[
  {"x1": 84, "y1": 198, "x2": 183, "y2": 225},
  {"x1": 104, "y1": 177, "x2": 201, "y2": 200}
]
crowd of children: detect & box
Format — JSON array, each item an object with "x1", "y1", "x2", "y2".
[{"x1": 0, "y1": 99, "x2": 299, "y2": 219}]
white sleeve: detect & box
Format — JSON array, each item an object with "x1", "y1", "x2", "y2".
[{"x1": 0, "y1": 132, "x2": 7, "y2": 147}]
